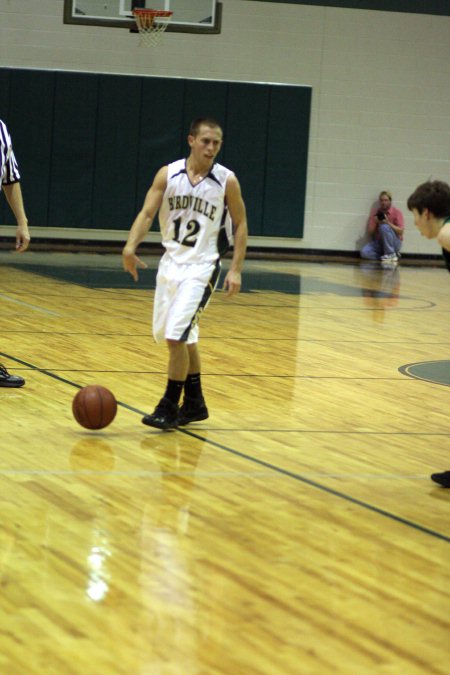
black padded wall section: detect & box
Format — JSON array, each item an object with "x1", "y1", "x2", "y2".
[{"x1": 0, "y1": 68, "x2": 311, "y2": 239}]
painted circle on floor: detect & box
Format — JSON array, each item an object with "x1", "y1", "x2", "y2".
[{"x1": 399, "y1": 360, "x2": 450, "y2": 387}]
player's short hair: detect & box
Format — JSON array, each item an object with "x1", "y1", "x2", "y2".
[
  {"x1": 407, "y1": 180, "x2": 450, "y2": 217},
  {"x1": 379, "y1": 190, "x2": 392, "y2": 201},
  {"x1": 189, "y1": 117, "x2": 223, "y2": 137}
]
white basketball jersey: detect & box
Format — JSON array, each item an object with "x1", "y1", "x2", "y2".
[{"x1": 158, "y1": 159, "x2": 234, "y2": 264}]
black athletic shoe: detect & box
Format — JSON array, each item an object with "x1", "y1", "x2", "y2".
[
  {"x1": 431, "y1": 471, "x2": 450, "y2": 488},
  {"x1": 0, "y1": 363, "x2": 25, "y2": 388},
  {"x1": 142, "y1": 397, "x2": 179, "y2": 430},
  {"x1": 178, "y1": 396, "x2": 209, "y2": 426}
]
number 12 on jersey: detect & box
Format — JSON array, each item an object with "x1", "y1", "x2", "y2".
[{"x1": 173, "y1": 217, "x2": 201, "y2": 248}]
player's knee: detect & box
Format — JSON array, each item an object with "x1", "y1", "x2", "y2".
[{"x1": 166, "y1": 338, "x2": 184, "y2": 350}]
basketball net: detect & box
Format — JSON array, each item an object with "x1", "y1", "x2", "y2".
[{"x1": 132, "y1": 9, "x2": 173, "y2": 47}]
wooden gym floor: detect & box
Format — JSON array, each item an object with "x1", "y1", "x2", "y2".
[{"x1": 0, "y1": 251, "x2": 449, "y2": 674}]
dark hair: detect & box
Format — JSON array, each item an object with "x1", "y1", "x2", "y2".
[
  {"x1": 407, "y1": 180, "x2": 450, "y2": 217},
  {"x1": 189, "y1": 117, "x2": 223, "y2": 137},
  {"x1": 379, "y1": 190, "x2": 392, "y2": 201}
]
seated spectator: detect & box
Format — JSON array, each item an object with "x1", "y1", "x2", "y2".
[{"x1": 361, "y1": 190, "x2": 404, "y2": 262}]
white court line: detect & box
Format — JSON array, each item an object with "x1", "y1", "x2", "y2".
[{"x1": 0, "y1": 293, "x2": 61, "y2": 316}]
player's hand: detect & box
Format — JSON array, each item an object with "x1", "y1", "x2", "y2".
[
  {"x1": 15, "y1": 224, "x2": 30, "y2": 253},
  {"x1": 122, "y1": 248, "x2": 148, "y2": 281},
  {"x1": 223, "y1": 270, "x2": 242, "y2": 297}
]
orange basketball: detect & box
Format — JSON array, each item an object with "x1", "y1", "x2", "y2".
[{"x1": 72, "y1": 385, "x2": 117, "y2": 430}]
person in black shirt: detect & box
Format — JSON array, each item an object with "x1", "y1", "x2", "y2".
[{"x1": 407, "y1": 180, "x2": 450, "y2": 487}]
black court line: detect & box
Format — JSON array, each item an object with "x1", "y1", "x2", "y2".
[
  {"x1": 0, "y1": 366, "x2": 444, "y2": 382},
  {"x1": 2, "y1": 351, "x2": 449, "y2": 544},
  {"x1": 0, "y1": 352, "x2": 144, "y2": 417},
  {"x1": 183, "y1": 429, "x2": 450, "y2": 544}
]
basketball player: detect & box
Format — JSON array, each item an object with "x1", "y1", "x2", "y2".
[
  {"x1": 407, "y1": 179, "x2": 450, "y2": 488},
  {"x1": 0, "y1": 119, "x2": 30, "y2": 388},
  {"x1": 123, "y1": 118, "x2": 248, "y2": 429}
]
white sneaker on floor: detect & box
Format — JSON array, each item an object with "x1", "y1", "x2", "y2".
[
  {"x1": 381, "y1": 253, "x2": 398, "y2": 262},
  {"x1": 381, "y1": 259, "x2": 398, "y2": 269}
]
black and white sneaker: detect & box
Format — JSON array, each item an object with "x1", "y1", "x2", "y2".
[
  {"x1": 0, "y1": 363, "x2": 25, "y2": 388},
  {"x1": 431, "y1": 471, "x2": 450, "y2": 488},
  {"x1": 178, "y1": 397, "x2": 209, "y2": 425},
  {"x1": 142, "y1": 397, "x2": 179, "y2": 430}
]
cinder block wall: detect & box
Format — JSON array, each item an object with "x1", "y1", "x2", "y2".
[{"x1": 0, "y1": 0, "x2": 449, "y2": 253}]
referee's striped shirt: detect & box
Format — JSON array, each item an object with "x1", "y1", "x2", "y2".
[{"x1": 0, "y1": 119, "x2": 21, "y2": 190}]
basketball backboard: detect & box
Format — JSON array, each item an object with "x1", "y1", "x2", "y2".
[{"x1": 63, "y1": 0, "x2": 222, "y2": 34}]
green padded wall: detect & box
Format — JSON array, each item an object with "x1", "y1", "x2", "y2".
[
  {"x1": 0, "y1": 69, "x2": 54, "y2": 228},
  {"x1": 0, "y1": 69, "x2": 11, "y2": 226},
  {"x1": 49, "y1": 72, "x2": 99, "y2": 228},
  {"x1": 246, "y1": 0, "x2": 450, "y2": 16},
  {"x1": 264, "y1": 86, "x2": 311, "y2": 237},
  {"x1": 224, "y1": 83, "x2": 270, "y2": 238},
  {"x1": 138, "y1": 77, "x2": 186, "y2": 204},
  {"x1": 93, "y1": 74, "x2": 142, "y2": 229},
  {"x1": 0, "y1": 68, "x2": 311, "y2": 239}
]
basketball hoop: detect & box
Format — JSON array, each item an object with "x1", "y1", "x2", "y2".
[{"x1": 132, "y1": 8, "x2": 173, "y2": 47}]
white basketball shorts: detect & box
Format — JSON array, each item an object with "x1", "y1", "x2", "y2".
[{"x1": 153, "y1": 253, "x2": 221, "y2": 344}]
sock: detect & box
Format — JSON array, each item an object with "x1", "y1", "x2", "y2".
[
  {"x1": 163, "y1": 379, "x2": 184, "y2": 405},
  {"x1": 184, "y1": 373, "x2": 202, "y2": 399}
]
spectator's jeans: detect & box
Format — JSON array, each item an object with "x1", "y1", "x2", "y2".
[{"x1": 360, "y1": 223, "x2": 402, "y2": 259}]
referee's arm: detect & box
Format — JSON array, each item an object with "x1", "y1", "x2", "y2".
[{"x1": 3, "y1": 182, "x2": 30, "y2": 252}]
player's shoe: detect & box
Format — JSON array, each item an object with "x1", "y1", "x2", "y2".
[
  {"x1": 430, "y1": 471, "x2": 450, "y2": 488},
  {"x1": 380, "y1": 253, "x2": 398, "y2": 262},
  {"x1": 178, "y1": 396, "x2": 209, "y2": 425},
  {"x1": 0, "y1": 363, "x2": 25, "y2": 388},
  {"x1": 142, "y1": 397, "x2": 178, "y2": 430}
]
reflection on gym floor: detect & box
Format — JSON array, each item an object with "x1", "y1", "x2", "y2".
[{"x1": 355, "y1": 261, "x2": 400, "y2": 322}]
